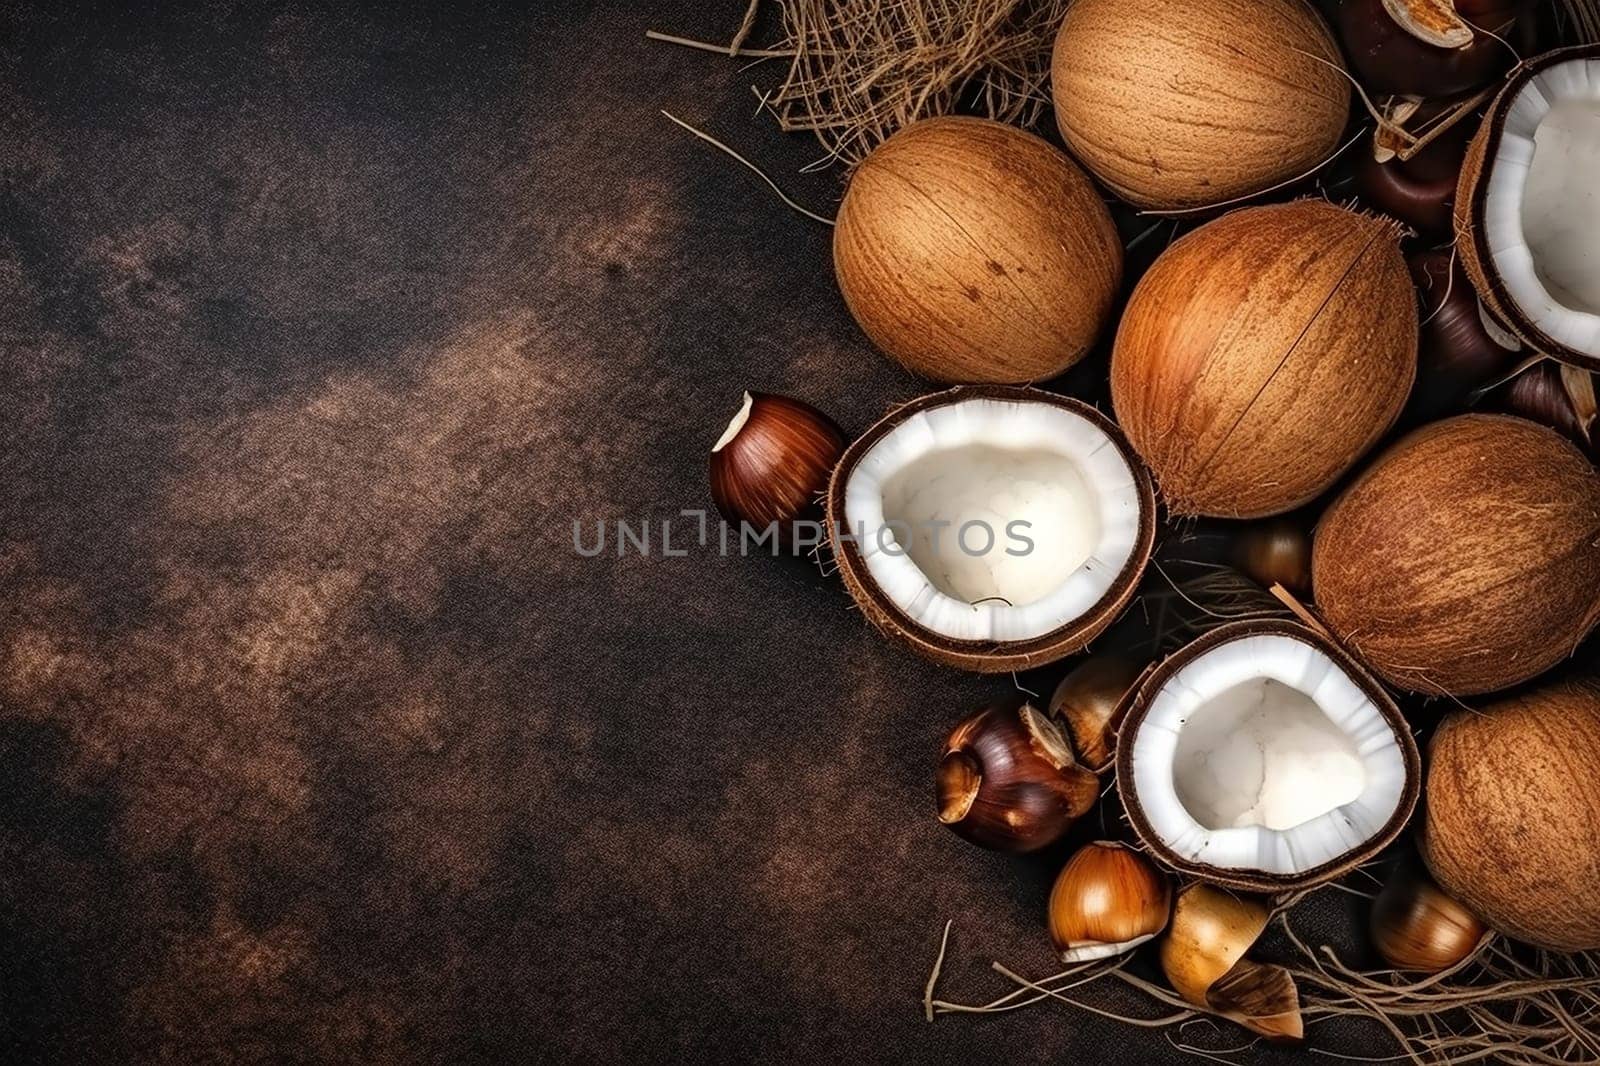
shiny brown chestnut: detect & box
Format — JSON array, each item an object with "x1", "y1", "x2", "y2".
[
  {"x1": 1402, "y1": 248, "x2": 1520, "y2": 425},
  {"x1": 1355, "y1": 116, "x2": 1472, "y2": 233},
  {"x1": 1371, "y1": 861, "x2": 1487, "y2": 972},
  {"x1": 1334, "y1": 0, "x2": 1524, "y2": 97},
  {"x1": 936, "y1": 697, "x2": 1099, "y2": 852},
  {"x1": 1232, "y1": 518, "x2": 1312, "y2": 597},
  {"x1": 1048, "y1": 842, "x2": 1171, "y2": 962},
  {"x1": 708, "y1": 391, "x2": 844, "y2": 533},
  {"x1": 1048, "y1": 655, "x2": 1144, "y2": 773},
  {"x1": 1498, "y1": 362, "x2": 1597, "y2": 457}
]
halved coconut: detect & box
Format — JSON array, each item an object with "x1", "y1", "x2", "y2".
[
  {"x1": 825, "y1": 386, "x2": 1155, "y2": 672},
  {"x1": 1456, "y1": 45, "x2": 1600, "y2": 372},
  {"x1": 1116, "y1": 620, "x2": 1419, "y2": 891}
]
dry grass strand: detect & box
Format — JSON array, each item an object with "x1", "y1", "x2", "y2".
[{"x1": 654, "y1": 0, "x2": 1072, "y2": 169}]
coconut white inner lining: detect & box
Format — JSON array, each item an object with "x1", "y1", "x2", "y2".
[
  {"x1": 1130, "y1": 634, "x2": 1407, "y2": 877},
  {"x1": 1485, "y1": 57, "x2": 1600, "y2": 355},
  {"x1": 843, "y1": 397, "x2": 1141, "y2": 643}
]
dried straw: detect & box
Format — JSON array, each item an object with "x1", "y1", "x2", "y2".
[
  {"x1": 1282, "y1": 915, "x2": 1600, "y2": 1066},
  {"x1": 653, "y1": 0, "x2": 1071, "y2": 170},
  {"x1": 1138, "y1": 560, "x2": 1292, "y2": 655},
  {"x1": 924, "y1": 908, "x2": 1600, "y2": 1066}
]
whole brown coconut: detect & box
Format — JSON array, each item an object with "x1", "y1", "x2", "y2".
[
  {"x1": 1314, "y1": 415, "x2": 1600, "y2": 695},
  {"x1": 1111, "y1": 201, "x2": 1416, "y2": 517},
  {"x1": 832, "y1": 117, "x2": 1121, "y2": 384},
  {"x1": 1422, "y1": 678, "x2": 1600, "y2": 950},
  {"x1": 1052, "y1": 0, "x2": 1350, "y2": 211}
]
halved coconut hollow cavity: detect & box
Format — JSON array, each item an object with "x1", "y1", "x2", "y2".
[
  {"x1": 1116, "y1": 620, "x2": 1419, "y2": 891},
  {"x1": 1457, "y1": 45, "x2": 1600, "y2": 371},
  {"x1": 826, "y1": 386, "x2": 1156, "y2": 672}
]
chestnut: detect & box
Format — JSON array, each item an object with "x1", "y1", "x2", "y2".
[
  {"x1": 1048, "y1": 655, "x2": 1144, "y2": 773},
  {"x1": 708, "y1": 391, "x2": 844, "y2": 534},
  {"x1": 936, "y1": 697, "x2": 1099, "y2": 852},
  {"x1": 1402, "y1": 248, "x2": 1520, "y2": 425},
  {"x1": 1333, "y1": 0, "x2": 1525, "y2": 97},
  {"x1": 1371, "y1": 861, "x2": 1487, "y2": 972},
  {"x1": 1354, "y1": 113, "x2": 1472, "y2": 233},
  {"x1": 1231, "y1": 518, "x2": 1312, "y2": 597},
  {"x1": 1160, "y1": 883, "x2": 1303, "y2": 1043},
  {"x1": 1048, "y1": 841, "x2": 1171, "y2": 962},
  {"x1": 1497, "y1": 361, "x2": 1597, "y2": 458}
]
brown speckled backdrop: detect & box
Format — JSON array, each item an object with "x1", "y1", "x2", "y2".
[{"x1": 2, "y1": 2, "x2": 1406, "y2": 1062}]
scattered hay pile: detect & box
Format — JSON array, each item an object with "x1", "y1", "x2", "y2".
[{"x1": 728, "y1": 0, "x2": 1070, "y2": 169}]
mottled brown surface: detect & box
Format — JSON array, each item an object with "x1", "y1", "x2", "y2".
[
  {"x1": 1, "y1": 2, "x2": 1395, "y2": 1062},
  {"x1": 1423, "y1": 680, "x2": 1600, "y2": 952}
]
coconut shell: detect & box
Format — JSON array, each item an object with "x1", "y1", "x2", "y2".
[
  {"x1": 1116, "y1": 619, "x2": 1419, "y2": 891},
  {"x1": 825, "y1": 386, "x2": 1156, "y2": 673},
  {"x1": 832, "y1": 117, "x2": 1121, "y2": 384},
  {"x1": 1455, "y1": 45, "x2": 1600, "y2": 373},
  {"x1": 1111, "y1": 201, "x2": 1417, "y2": 518},
  {"x1": 1051, "y1": 0, "x2": 1349, "y2": 211},
  {"x1": 1422, "y1": 678, "x2": 1600, "y2": 951},
  {"x1": 1313, "y1": 415, "x2": 1600, "y2": 695}
]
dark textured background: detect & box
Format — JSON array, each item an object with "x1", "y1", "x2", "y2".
[{"x1": 0, "y1": 1, "x2": 1458, "y2": 1062}]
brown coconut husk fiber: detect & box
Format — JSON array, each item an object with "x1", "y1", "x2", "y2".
[{"x1": 651, "y1": 0, "x2": 1071, "y2": 169}]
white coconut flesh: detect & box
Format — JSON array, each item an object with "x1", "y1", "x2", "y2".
[
  {"x1": 842, "y1": 398, "x2": 1143, "y2": 642},
  {"x1": 1485, "y1": 58, "x2": 1600, "y2": 356},
  {"x1": 1129, "y1": 634, "x2": 1409, "y2": 878}
]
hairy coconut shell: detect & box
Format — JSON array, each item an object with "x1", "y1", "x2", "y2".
[
  {"x1": 832, "y1": 117, "x2": 1122, "y2": 384},
  {"x1": 1422, "y1": 677, "x2": 1600, "y2": 950},
  {"x1": 1314, "y1": 415, "x2": 1600, "y2": 695},
  {"x1": 825, "y1": 386, "x2": 1156, "y2": 673},
  {"x1": 1051, "y1": 0, "x2": 1349, "y2": 211},
  {"x1": 1111, "y1": 201, "x2": 1417, "y2": 518},
  {"x1": 1455, "y1": 45, "x2": 1600, "y2": 374}
]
